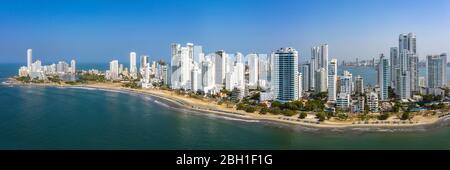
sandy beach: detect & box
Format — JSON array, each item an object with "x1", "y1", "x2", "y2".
[{"x1": 4, "y1": 79, "x2": 450, "y2": 132}]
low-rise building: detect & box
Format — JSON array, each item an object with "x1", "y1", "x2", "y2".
[
  {"x1": 351, "y1": 96, "x2": 365, "y2": 113},
  {"x1": 367, "y1": 92, "x2": 379, "y2": 112},
  {"x1": 336, "y1": 93, "x2": 351, "y2": 111}
]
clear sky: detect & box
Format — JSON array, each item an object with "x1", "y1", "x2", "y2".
[{"x1": 0, "y1": 0, "x2": 449, "y2": 64}]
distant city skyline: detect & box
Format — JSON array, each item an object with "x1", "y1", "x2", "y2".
[{"x1": 1, "y1": 0, "x2": 450, "y2": 63}]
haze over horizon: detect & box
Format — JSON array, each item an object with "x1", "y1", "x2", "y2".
[{"x1": 0, "y1": 0, "x2": 449, "y2": 63}]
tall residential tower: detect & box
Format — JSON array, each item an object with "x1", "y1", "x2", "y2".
[{"x1": 273, "y1": 48, "x2": 299, "y2": 102}]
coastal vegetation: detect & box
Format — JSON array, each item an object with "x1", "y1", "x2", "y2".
[
  {"x1": 15, "y1": 76, "x2": 31, "y2": 83},
  {"x1": 122, "y1": 81, "x2": 139, "y2": 89},
  {"x1": 299, "y1": 112, "x2": 307, "y2": 119},
  {"x1": 378, "y1": 112, "x2": 390, "y2": 120},
  {"x1": 316, "y1": 112, "x2": 326, "y2": 122},
  {"x1": 78, "y1": 73, "x2": 106, "y2": 83}
]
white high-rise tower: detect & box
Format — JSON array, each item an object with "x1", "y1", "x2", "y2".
[
  {"x1": 397, "y1": 33, "x2": 418, "y2": 97},
  {"x1": 311, "y1": 44, "x2": 329, "y2": 91},
  {"x1": 130, "y1": 51, "x2": 137, "y2": 78},
  {"x1": 248, "y1": 53, "x2": 259, "y2": 87},
  {"x1": 378, "y1": 54, "x2": 390, "y2": 101},
  {"x1": 27, "y1": 49, "x2": 32, "y2": 70},
  {"x1": 328, "y1": 59, "x2": 337, "y2": 102},
  {"x1": 427, "y1": 53, "x2": 447, "y2": 88},
  {"x1": 390, "y1": 47, "x2": 398, "y2": 88},
  {"x1": 70, "y1": 59, "x2": 76, "y2": 74}
]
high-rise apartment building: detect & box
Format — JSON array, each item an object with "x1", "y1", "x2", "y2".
[
  {"x1": 273, "y1": 47, "x2": 299, "y2": 102},
  {"x1": 427, "y1": 53, "x2": 447, "y2": 88},
  {"x1": 328, "y1": 59, "x2": 337, "y2": 102},
  {"x1": 378, "y1": 54, "x2": 390, "y2": 100}
]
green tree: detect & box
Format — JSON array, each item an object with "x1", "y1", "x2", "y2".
[
  {"x1": 316, "y1": 112, "x2": 326, "y2": 122},
  {"x1": 284, "y1": 102, "x2": 298, "y2": 111},
  {"x1": 220, "y1": 88, "x2": 232, "y2": 96},
  {"x1": 299, "y1": 112, "x2": 307, "y2": 119},
  {"x1": 422, "y1": 94, "x2": 434, "y2": 103},
  {"x1": 16, "y1": 76, "x2": 31, "y2": 83},
  {"x1": 245, "y1": 106, "x2": 257, "y2": 113},
  {"x1": 304, "y1": 99, "x2": 324, "y2": 112},
  {"x1": 236, "y1": 103, "x2": 246, "y2": 110},
  {"x1": 271, "y1": 101, "x2": 282, "y2": 108},
  {"x1": 291, "y1": 100, "x2": 304, "y2": 110},
  {"x1": 269, "y1": 107, "x2": 282, "y2": 115},
  {"x1": 337, "y1": 113, "x2": 348, "y2": 120},
  {"x1": 259, "y1": 107, "x2": 269, "y2": 115},
  {"x1": 401, "y1": 111, "x2": 413, "y2": 120},
  {"x1": 281, "y1": 109, "x2": 296, "y2": 116},
  {"x1": 378, "y1": 112, "x2": 390, "y2": 120},
  {"x1": 392, "y1": 101, "x2": 402, "y2": 112}
]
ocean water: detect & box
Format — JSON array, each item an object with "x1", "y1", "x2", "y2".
[{"x1": 0, "y1": 63, "x2": 449, "y2": 149}]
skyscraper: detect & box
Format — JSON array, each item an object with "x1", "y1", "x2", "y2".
[
  {"x1": 225, "y1": 71, "x2": 236, "y2": 91},
  {"x1": 340, "y1": 70, "x2": 353, "y2": 94},
  {"x1": 160, "y1": 65, "x2": 169, "y2": 85},
  {"x1": 130, "y1": 51, "x2": 137, "y2": 78},
  {"x1": 310, "y1": 48, "x2": 317, "y2": 90},
  {"x1": 354, "y1": 75, "x2": 364, "y2": 95},
  {"x1": 298, "y1": 72, "x2": 302, "y2": 99},
  {"x1": 202, "y1": 56, "x2": 215, "y2": 93},
  {"x1": 248, "y1": 53, "x2": 259, "y2": 87},
  {"x1": 191, "y1": 63, "x2": 202, "y2": 92},
  {"x1": 141, "y1": 64, "x2": 151, "y2": 88},
  {"x1": 427, "y1": 53, "x2": 447, "y2": 88},
  {"x1": 273, "y1": 47, "x2": 299, "y2": 102},
  {"x1": 170, "y1": 43, "x2": 195, "y2": 90},
  {"x1": 311, "y1": 44, "x2": 329, "y2": 91},
  {"x1": 378, "y1": 54, "x2": 390, "y2": 100},
  {"x1": 409, "y1": 52, "x2": 419, "y2": 93},
  {"x1": 319, "y1": 44, "x2": 329, "y2": 73},
  {"x1": 397, "y1": 33, "x2": 418, "y2": 97},
  {"x1": 300, "y1": 63, "x2": 311, "y2": 91},
  {"x1": 27, "y1": 49, "x2": 32, "y2": 70},
  {"x1": 399, "y1": 33, "x2": 416, "y2": 54},
  {"x1": 258, "y1": 54, "x2": 269, "y2": 89},
  {"x1": 314, "y1": 68, "x2": 327, "y2": 93},
  {"x1": 215, "y1": 50, "x2": 227, "y2": 86},
  {"x1": 400, "y1": 74, "x2": 411, "y2": 100},
  {"x1": 193, "y1": 45, "x2": 203, "y2": 63},
  {"x1": 328, "y1": 59, "x2": 337, "y2": 102},
  {"x1": 234, "y1": 53, "x2": 245, "y2": 88},
  {"x1": 179, "y1": 46, "x2": 192, "y2": 89},
  {"x1": 70, "y1": 59, "x2": 76, "y2": 74},
  {"x1": 171, "y1": 43, "x2": 181, "y2": 89},
  {"x1": 187, "y1": 43, "x2": 194, "y2": 62},
  {"x1": 140, "y1": 55, "x2": 148, "y2": 71},
  {"x1": 390, "y1": 47, "x2": 398, "y2": 88},
  {"x1": 56, "y1": 61, "x2": 68, "y2": 73},
  {"x1": 109, "y1": 60, "x2": 119, "y2": 80},
  {"x1": 398, "y1": 49, "x2": 411, "y2": 100}
]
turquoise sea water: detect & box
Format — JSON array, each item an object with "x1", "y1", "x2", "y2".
[{"x1": 0, "y1": 63, "x2": 449, "y2": 149}]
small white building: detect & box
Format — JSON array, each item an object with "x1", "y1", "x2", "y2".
[
  {"x1": 367, "y1": 92, "x2": 379, "y2": 112},
  {"x1": 336, "y1": 93, "x2": 351, "y2": 110},
  {"x1": 260, "y1": 91, "x2": 274, "y2": 102}
]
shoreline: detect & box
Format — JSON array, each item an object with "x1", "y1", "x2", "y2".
[{"x1": 3, "y1": 79, "x2": 450, "y2": 133}]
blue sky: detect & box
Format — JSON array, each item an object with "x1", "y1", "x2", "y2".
[{"x1": 0, "y1": 0, "x2": 449, "y2": 64}]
